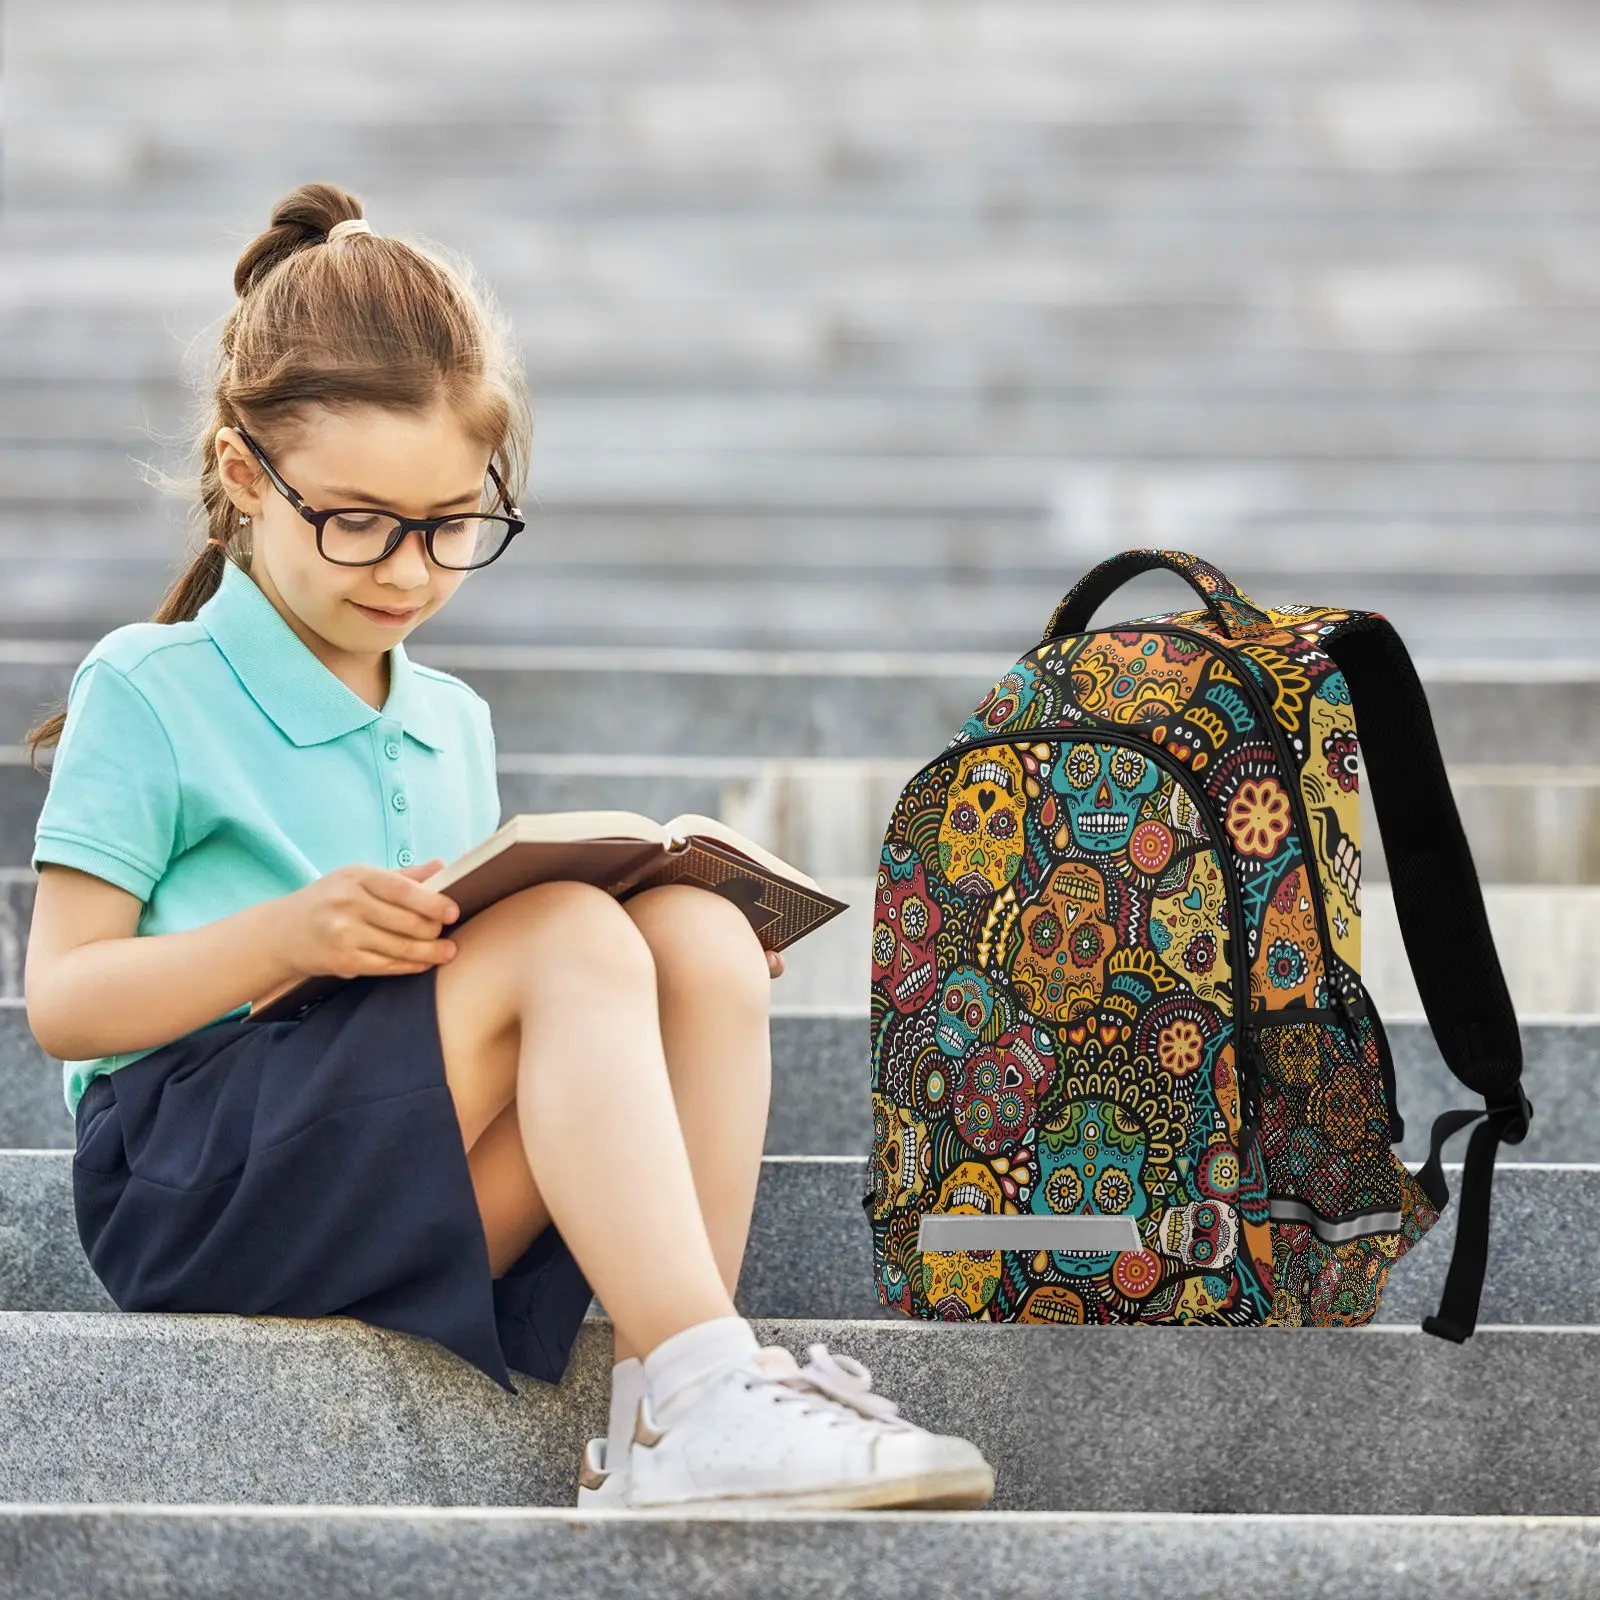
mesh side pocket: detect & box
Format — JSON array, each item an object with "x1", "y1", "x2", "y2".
[{"x1": 1254, "y1": 1016, "x2": 1440, "y2": 1326}]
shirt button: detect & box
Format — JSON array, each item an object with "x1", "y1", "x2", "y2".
[
  {"x1": 397, "y1": 847, "x2": 414, "y2": 866},
  {"x1": 385, "y1": 740, "x2": 401, "y2": 760},
  {"x1": 392, "y1": 792, "x2": 408, "y2": 812}
]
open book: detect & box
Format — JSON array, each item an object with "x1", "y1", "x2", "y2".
[{"x1": 248, "y1": 811, "x2": 851, "y2": 1023}]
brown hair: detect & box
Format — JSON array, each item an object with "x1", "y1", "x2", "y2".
[{"x1": 24, "y1": 180, "x2": 531, "y2": 772}]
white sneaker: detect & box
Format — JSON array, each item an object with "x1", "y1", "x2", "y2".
[
  {"x1": 622, "y1": 1341, "x2": 996, "y2": 1514},
  {"x1": 575, "y1": 1436, "x2": 629, "y2": 1508}
]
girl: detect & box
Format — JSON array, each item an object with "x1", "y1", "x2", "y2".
[{"x1": 23, "y1": 183, "x2": 994, "y2": 1514}]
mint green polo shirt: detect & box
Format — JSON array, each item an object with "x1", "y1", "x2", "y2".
[{"x1": 32, "y1": 555, "x2": 502, "y2": 1118}]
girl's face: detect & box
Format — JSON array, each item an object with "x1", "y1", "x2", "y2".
[{"x1": 215, "y1": 401, "x2": 488, "y2": 676}]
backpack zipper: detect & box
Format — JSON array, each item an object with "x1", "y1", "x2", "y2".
[
  {"x1": 1131, "y1": 623, "x2": 1358, "y2": 1041},
  {"x1": 904, "y1": 723, "x2": 1258, "y2": 1167}
]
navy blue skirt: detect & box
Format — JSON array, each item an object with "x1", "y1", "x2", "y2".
[{"x1": 70, "y1": 964, "x2": 595, "y2": 1394}]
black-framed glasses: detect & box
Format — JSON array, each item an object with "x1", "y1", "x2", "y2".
[{"x1": 232, "y1": 425, "x2": 525, "y2": 571}]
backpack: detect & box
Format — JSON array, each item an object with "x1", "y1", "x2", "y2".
[{"x1": 863, "y1": 547, "x2": 1532, "y2": 1339}]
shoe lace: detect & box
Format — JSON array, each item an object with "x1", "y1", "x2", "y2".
[{"x1": 745, "y1": 1343, "x2": 912, "y2": 1431}]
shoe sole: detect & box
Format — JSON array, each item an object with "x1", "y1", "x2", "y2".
[{"x1": 623, "y1": 1463, "x2": 996, "y2": 1515}]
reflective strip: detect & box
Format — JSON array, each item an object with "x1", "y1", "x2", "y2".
[
  {"x1": 916, "y1": 1215, "x2": 1142, "y2": 1252},
  {"x1": 1268, "y1": 1197, "x2": 1403, "y2": 1242}
]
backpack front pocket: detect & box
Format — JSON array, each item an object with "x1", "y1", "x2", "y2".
[{"x1": 867, "y1": 732, "x2": 1277, "y2": 1327}]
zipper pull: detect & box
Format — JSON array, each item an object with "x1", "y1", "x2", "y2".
[
  {"x1": 1239, "y1": 1021, "x2": 1262, "y2": 1138},
  {"x1": 1332, "y1": 984, "x2": 1360, "y2": 1048}
]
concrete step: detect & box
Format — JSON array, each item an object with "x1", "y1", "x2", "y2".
[
  {"x1": 25, "y1": 441, "x2": 1600, "y2": 520},
  {"x1": 8, "y1": 747, "x2": 1600, "y2": 885},
  {"x1": 14, "y1": 164, "x2": 1600, "y2": 310},
  {"x1": 16, "y1": 125, "x2": 1600, "y2": 208},
  {"x1": 7, "y1": 0, "x2": 1597, "y2": 115},
  {"x1": 3, "y1": 1150, "x2": 1591, "y2": 1327},
  {"x1": 1, "y1": 486, "x2": 1599, "y2": 648},
  {"x1": 13, "y1": 289, "x2": 1600, "y2": 389},
  {"x1": 11, "y1": 172, "x2": 1600, "y2": 259},
  {"x1": 6, "y1": 650, "x2": 1597, "y2": 761},
  {"x1": 22, "y1": 379, "x2": 1600, "y2": 463},
  {"x1": 5, "y1": 2, "x2": 1593, "y2": 74},
  {"x1": 4, "y1": 1508, "x2": 1599, "y2": 1600},
  {"x1": 1, "y1": 1001, "x2": 1591, "y2": 1161},
  {"x1": 25, "y1": 387, "x2": 1600, "y2": 468},
  {"x1": 8, "y1": 870, "x2": 1600, "y2": 1016},
  {"x1": 1, "y1": 1314, "x2": 1595, "y2": 1513},
  {"x1": 2, "y1": 566, "x2": 1597, "y2": 657},
  {"x1": 6, "y1": 278, "x2": 1600, "y2": 387},
  {"x1": 12, "y1": 317, "x2": 1600, "y2": 391}
]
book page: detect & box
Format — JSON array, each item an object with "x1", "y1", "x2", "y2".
[
  {"x1": 664, "y1": 812, "x2": 821, "y2": 891},
  {"x1": 513, "y1": 811, "x2": 668, "y2": 844}
]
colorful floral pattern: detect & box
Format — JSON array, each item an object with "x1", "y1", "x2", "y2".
[
  {"x1": 870, "y1": 741, "x2": 1277, "y2": 1326},
  {"x1": 869, "y1": 554, "x2": 1438, "y2": 1329},
  {"x1": 1227, "y1": 778, "x2": 1294, "y2": 859}
]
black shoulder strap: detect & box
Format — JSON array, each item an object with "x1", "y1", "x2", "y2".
[{"x1": 1321, "y1": 612, "x2": 1532, "y2": 1342}]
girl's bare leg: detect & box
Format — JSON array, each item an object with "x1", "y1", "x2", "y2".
[
  {"x1": 432, "y1": 879, "x2": 769, "y2": 1361},
  {"x1": 601, "y1": 883, "x2": 773, "y2": 1361}
]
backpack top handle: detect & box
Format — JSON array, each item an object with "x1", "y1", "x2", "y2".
[{"x1": 1041, "y1": 548, "x2": 1278, "y2": 647}]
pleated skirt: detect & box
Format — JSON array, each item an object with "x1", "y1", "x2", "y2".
[{"x1": 70, "y1": 964, "x2": 595, "y2": 1393}]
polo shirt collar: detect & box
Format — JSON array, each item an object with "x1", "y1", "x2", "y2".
[{"x1": 198, "y1": 557, "x2": 450, "y2": 751}]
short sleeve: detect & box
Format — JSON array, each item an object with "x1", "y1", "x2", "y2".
[{"x1": 32, "y1": 659, "x2": 182, "y2": 902}]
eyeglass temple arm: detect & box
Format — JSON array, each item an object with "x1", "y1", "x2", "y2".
[{"x1": 488, "y1": 460, "x2": 521, "y2": 518}]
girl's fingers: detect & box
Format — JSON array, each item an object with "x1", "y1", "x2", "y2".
[
  {"x1": 359, "y1": 932, "x2": 456, "y2": 969},
  {"x1": 357, "y1": 886, "x2": 450, "y2": 941}
]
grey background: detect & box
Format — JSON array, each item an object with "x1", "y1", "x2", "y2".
[{"x1": 3, "y1": 0, "x2": 1599, "y2": 658}]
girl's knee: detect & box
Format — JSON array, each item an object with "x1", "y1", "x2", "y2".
[
  {"x1": 630, "y1": 883, "x2": 772, "y2": 1003},
  {"x1": 492, "y1": 879, "x2": 657, "y2": 988}
]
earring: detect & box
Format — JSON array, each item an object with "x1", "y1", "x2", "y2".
[{"x1": 239, "y1": 513, "x2": 250, "y2": 525}]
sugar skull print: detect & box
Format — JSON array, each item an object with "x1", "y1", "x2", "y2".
[
  {"x1": 1051, "y1": 742, "x2": 1161, "y2": 856},
  {"x1": 867, "y1": 564, "x2": 1463, "y2": 1334},
  {"x1": 938, "y1": 746, "x2": 1028, "y2": 895},
  {"x1": 934, "y1": 964, "x2": 998, "y2": 1058},
  {"x1": 1030, "y1": 1096, "x2": 1150, "y2": 1278},
  {"x1": 1009, "y1": 859, "x2": 1116, "y2": 1023},
  {"x1": 1014, "y1": 1281, "x2": 1088, "y2": 1325},
  {"x1": 919, "y1": 1161, "x2": 1005, "y2": 1317},
  {"x1": 1306, "y1": 675, "x2": 1362, "y2": 976},
  {"x1": 950, "y1": 1024, "x2": 1057, "y2": 1156},
  {"x1": 871, "y1": 1093, "x2": 932, "y2": 1213},
  {"x1": 870, "y1": 579, "x2": 1464, "y2": 1331},
  {"x1": 873, "y1": 842, "x2": 944, "y2": 1014},
  {"x1": 875, "y1": 1210, "x2": 922, "y2": 1315},
  {"x1": 958, "y1": 661, "x2": 1057, "y2": 742},
  {"x1": 1149, "y1": 849, "x2": 1231, "y2": 1007},
  {"x1": 1157, "y1": 1199, "x2": 1240, "y2": 1273},
  {"x1": 1066, "y1": 634, "x2": 1208, "y2": 726},
  {"x1": 1256, "y1": 863, "x2": 1320, "y2": 1008}
]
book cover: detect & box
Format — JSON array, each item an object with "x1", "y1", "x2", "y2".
[{"x1": 248, "y1": 814, "x2": 850, "y2": 1024}]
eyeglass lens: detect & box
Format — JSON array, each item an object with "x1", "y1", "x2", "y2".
[{"x1": 321, "y1": 512, "x2": 512, "y2": 569}]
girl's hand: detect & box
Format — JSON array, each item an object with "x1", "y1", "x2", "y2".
[
  {"x1": 272, "y1": 858, "x2": 461, "y2": 983},
  {"x1": 766, "y1": 947, "x2": 785, "y2": 979}
]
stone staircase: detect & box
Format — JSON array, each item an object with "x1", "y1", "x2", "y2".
[
  {"x1": 6, "y1": 6, "x2": 1600, "y2": 662},
  {"x1": 3, "y1": 653, "x2": 1598, "y2": 1594},
  {"x1": 6, "y1": 0, "x2": 1600, "y2": 1593}
]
